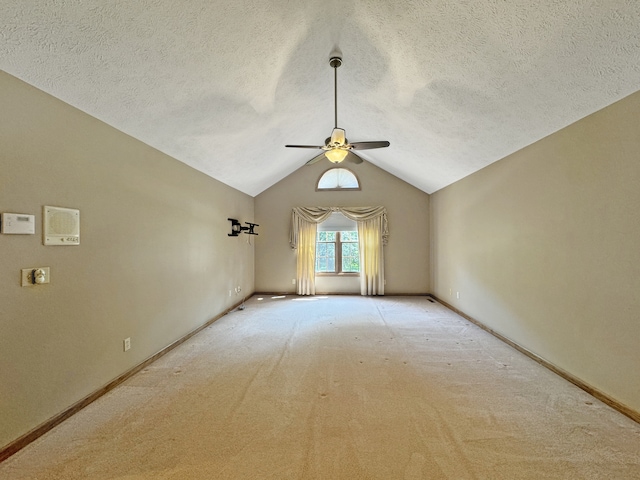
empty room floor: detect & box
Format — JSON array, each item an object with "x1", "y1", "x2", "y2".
[{"x1": 1, "y1": 296, "x2": 639, "y2": 479}]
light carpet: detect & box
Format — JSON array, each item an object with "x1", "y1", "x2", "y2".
[{"x1": 2, "y1": 296, "x2": 639, "y2": 479}]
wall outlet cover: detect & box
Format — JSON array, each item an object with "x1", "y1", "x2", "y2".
[{"x1": 21, "y1": 267, "x2": 50, "y2": 286}]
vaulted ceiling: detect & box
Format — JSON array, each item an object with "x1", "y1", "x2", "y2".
[{"x1": 2, "y1": 1, "x2": 640, "y2": 196}]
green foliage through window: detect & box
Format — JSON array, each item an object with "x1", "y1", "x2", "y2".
[
  {"x1": 342, "y1": 242, "x2": 359, "y2": 272},
  {"x1": 316, "y1": 231, "x2": 359, "y2": 274},
  {"x1": 315, "y1": 240, "x2": 336, "y2": 272},
  {"x1": 317, "y1": 231, "x2": 336, "y2": 242}
]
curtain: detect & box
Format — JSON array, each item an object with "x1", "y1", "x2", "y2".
[
  {"x1": 296, "y1": 218, "x2": 317, "y2": 295},
  {"x1": 290, "y1": 206, "x2": 388, "y2": 296},
  {"x1": 357, "y1": 216, "x2": 385, "y2": 295}
]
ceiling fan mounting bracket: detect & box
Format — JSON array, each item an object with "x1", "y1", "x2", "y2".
[{"x1": 329, "y1": 56, "x2": 342, "y2": 68}]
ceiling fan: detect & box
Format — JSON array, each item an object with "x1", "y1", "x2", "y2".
[{"x1": 286, "y1": 56, "x2": 390, "y2": 165}]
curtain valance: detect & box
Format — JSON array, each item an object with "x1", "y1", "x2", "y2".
[{"x1": 290, "y1": 206, "x2": 388, "y2": 249}]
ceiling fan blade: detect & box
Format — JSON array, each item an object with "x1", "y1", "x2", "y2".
[
  {"x1": 349, "y1": 141, "x2": 390, "y2": 150},
  {"x1": 286, "y1": 144, "x2": 324, "y2": 149},
  {"x1": 305, "y1": 152, "x2": 327, "y2": 165},
  {"x1": 344, "y1": 151, "x2": 364, "y2": 164}
]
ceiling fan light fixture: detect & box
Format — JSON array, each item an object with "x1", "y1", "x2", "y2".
[{"x1": 325, "y1": 148, "x2": 349, "y2": 163}]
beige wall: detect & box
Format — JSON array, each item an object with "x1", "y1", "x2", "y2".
[
  {"x1": 0, "y1": 72, "x2": 254, "y2": 448},
  {"x1": 5, "y1": 58, "x2": 637, "y2": 451},
  {"x1": 254, "y1": 159, "x2": 430, "y2": 294},
  {"x1": 431, "y1": 90, "x2": 640, "y2": 413}
]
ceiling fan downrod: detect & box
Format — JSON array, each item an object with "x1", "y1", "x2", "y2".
[{"x1": 329, "y1": 56, "x2": 342, "y2": 129}]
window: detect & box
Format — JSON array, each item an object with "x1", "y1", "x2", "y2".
[
  {"x1": 317, "y1": 168, "x2": 360, "y2": 190},
  {"x1": 316, "y1": 231, "x2": 360, "y2": 274}
]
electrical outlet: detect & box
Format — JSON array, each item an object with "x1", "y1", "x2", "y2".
[
  {"x1": 123, "y1": 337, "x2": 131, "y2": 352},
  {"x1": 21, "y1": 267, "x2": 50, "y2": 287},
  {"x1": 228, "y1": 290, "x2": 232, "y2": 296},
  {"x1": 456, "y1": 292, "x2": 460, "y2": 299},
  {"x1": 292, "y1": 279, "x2": 296, "y2": 285}
]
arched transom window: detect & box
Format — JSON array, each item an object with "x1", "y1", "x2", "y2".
[{"x1": 316, "y1": 168, "x2": 360, "y2": 191}]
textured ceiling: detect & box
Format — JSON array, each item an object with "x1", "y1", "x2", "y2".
[{"x1": 2, "y1": 1, "x2": 640, "y2": 196}]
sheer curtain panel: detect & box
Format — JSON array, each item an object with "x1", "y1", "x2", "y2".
[
  {"x1": 357, "y1": 216, "x2": 385, "y2": 295},
  {"x1": 295, "y1": 218, "x2": 317, "y2": 295}
]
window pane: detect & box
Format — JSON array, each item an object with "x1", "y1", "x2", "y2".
[
  {"x1": 336, "y1": 169, "x2": 359, "y2": 188},
  {"x1": 315, "y1": 241, "x2": 336, "y2": 273},
  {"x1": 342, "y1": 259, "x2": 359, "y2": 272},
  {"x1": 325, "y1": 232, "x2": 336, "y2": 242},
  {"x1": 327, "y1": 258, "x2": 336, "y2": 272},
  {"x1": 342, "y1": 243, "x2": 358, "y2": 256},
  {"x1": 342, "y1": 242, "x2": 360, "y2": 272},
  {"x1": 341, "y1": 231, "x2": 358, "y2": 242},
  {"x1": 317, "y1": 169, "x2": 339, "y2": 189},
  {"x1": 326, "y1": 243, "x2": 335, "y2": 257},
  {"x1": 317, "y1": 168, "x2": 359, "y2": 189},
  {"x1": 318, "y1": 257, "x2": 336, "y2": 272}
]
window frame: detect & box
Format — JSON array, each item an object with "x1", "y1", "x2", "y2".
[
  {"x1": 315, "y1": 168, "x2": 361, "y2": 191},
  {"x1": 315, "y1": 230, "x2": 360, "y2": 276}
]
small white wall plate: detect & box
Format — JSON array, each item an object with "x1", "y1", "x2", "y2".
[
  {"x1": 43, "y1": 206, "x2": 80, "y2": 245},
  {"x1": 1, "y1": 213, "x2": 36, "y2": 234}
]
